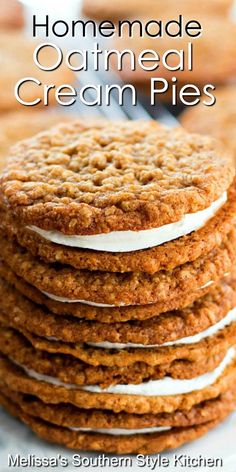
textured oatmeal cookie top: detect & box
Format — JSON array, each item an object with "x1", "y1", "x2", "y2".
[
  {"x1": 1, "y1": 120, "x2": 234, "y2": 234},
  {"x1": 0, "y1": 111, "x2": 78, "y2": 170}
]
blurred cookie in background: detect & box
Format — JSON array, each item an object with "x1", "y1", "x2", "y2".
[
  {"x1": 181, "y1": 85, "x2": 236, "y2": 165},
  {"x1": 0, "y1": 33, "x2": 74, "y2": 112},
  {"x1": 82, "y1": 0, "x2": 233, "y2": 20},
  {"x1": 0, "y1": 0, "x2": 24, "y2": 30},
  {"x1": 0, "y1": 111, "x2": 77, "y2": 170},
  {"x1": 112, "y1": 16, "x2": 236, "y2": 102}
]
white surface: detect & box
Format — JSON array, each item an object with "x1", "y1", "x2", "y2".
[
  {"x1": 0, "y1": 408, "x2": 236, "y2": 472},
  {"x1": 28, "y1": 192, "x2": 227, "y2": 252}
]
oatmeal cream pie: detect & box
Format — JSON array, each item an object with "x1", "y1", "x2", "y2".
[
  {"x1": 181, "y1": 85, "x2": 236, "y2": 165},
  {"x1": 0, "y1": 381, "x2": 236, "y2": 454},
  {"x1": 0, "y1": 229, "x2": 235, "y2": 306},
  {"x1": 0, "y1": 178, "x2": 235, "y2": 273},
  {"x1": 0, "y1": 260, "x2": 228, "y2": 323},
  {"x1": 82, "y1": 0, "x2": 233, "y2": 20},
  {"x1": 0, "y1": 274, "x2": 236, "y2": 369},
  {"x1": 0, "y1": 119, "x2": 236, "y2": 453},
  {"x1": 0, "y1": 387, "x2": 233, "y2": 455},
  {"x1": 2, "y1": 384, "x2": 236, "y2": 436},
  {"x1": 0, "y1": 120, "x2": 234, "y2": 250},
  {"x1": 0, "y1": 324, "x2": 233, "y2": 386},
  {"x1": 0, "y1": 347, "x2": 235, "y2": 415}
]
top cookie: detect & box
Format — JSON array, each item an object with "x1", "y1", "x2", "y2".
[
  {"x1": 0, "y1": 33, "x2": 73, "y2": 112},
  {"x1": 0, "y1": 0, "x2": 24, "y2": 30},
  {"x1": 181, "y1": 85, "x2": 236, "y2": 165},
  {"x1": 82, "y1": 0, "x2": 233, "y2": 20},
  {"x1": 0, "y1": 120, "x2": 234, "y2": 236}
]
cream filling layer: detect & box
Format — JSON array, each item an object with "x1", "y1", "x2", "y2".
[
  {"x1": 68, "y1": 426, "x2": 171, "y2": 436},
  {"x1": 87, "y1": 306, "x2": 236, "y2": 350},
  {"x1": 27, "y1": 192, "x2": 227, "y2": 253},
  {"x1": 16, "y1": 348, "x2": 235, "y2": 397},
  {"x1": 42, "y1": 291, "x2": 125, "y2": 308}
]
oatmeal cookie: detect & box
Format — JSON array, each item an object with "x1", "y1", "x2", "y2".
[
  {"x1": 0, "y1": 230, "x2": 235, "y2": 306},
  {"x1": 1, "y1": 179, "x2": 235, "y2": 273},
  {"x1": 1, "y1": 120, "x2": 233, "y2": 234}
]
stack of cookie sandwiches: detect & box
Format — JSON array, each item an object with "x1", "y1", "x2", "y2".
[{"x1": 0, "y1": 120, "x2": 236, "y2": 454}]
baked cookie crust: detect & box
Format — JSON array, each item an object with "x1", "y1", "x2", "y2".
[
  {"x1": 3, "y1": 384, "x2": 235, "y2": 431},
  {"x1": 0, "y1": 229, "x2": 235, "y2": 305},
  {"x1": 1, "y1": 179, "x2": 235, "y2": 273},
  {"x1": 0, "y1": 354, "x2": 235, "y2": 414},
  {"x1": 0, "y1": 273, "x2": 235, "y2": 346},
  {"x1": 0, "y1": 390, "x2": 226, "y2": 455},
  {"x1": 1, "y1": 121, "x2": 234, "y2": 234},
  {"x1": 0, "y1": 261, "x2": 217, "y2": 322},
  {"x1": 1, "y1": 326, "x2": 231, "y2": 386}
]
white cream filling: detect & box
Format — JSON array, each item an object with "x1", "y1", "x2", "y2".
[
  {"x1": 27, "y1": 192, "x2": 227, "y2": 253},
  {"x1": 16, "y1": 348, "x2": 235, "y2": 397},
  {"x1": 81, "y1": 348, "x2": 235, "y2": 396},
  {"x1": 68, "y1": 426, "x2": 171, "y2": 435},
  {"x1": 42, "y1": 291, "x2": 124, "y2": 308},
  {"x1": 87, "y1": 306, "x2": 236, "y2": 350}
]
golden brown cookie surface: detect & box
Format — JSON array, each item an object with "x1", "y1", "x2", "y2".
[
  {"x1": 0, "y1": 111, "x2": 78, "y2": 170},
  {"x1": 3, "y1": 384, "x2": 236, "y2": 431},
  {"x1": 1, "y1": 179, "x2": 235, "y2": 273},
  {"x1": 1, "y1": 325, "x2": 232, "y2": 386},
  {"x1": 0, "y1": 354, "x2": 235, "y2": 414},
  {"x1": 0, "y1": 229, "x2": 235, "y2": 306},
  {"x1": 0, "y1": 260, "x2": 216, "y2": 322},
  {"x1": 1, "y1": 121, "x2": 234, "y2": 234},
  {"x1": 0, "y1": 273, "x2": 236, "y2": 346},
  {"x1": 0, "y1": 389, "x2": 226, "y2": 455}
]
